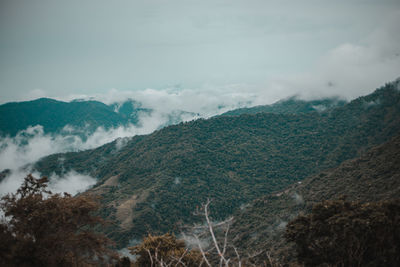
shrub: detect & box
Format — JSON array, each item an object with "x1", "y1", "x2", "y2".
[
  {"x1": 0, "y1": 174, "x2": 117, "y2": 267},
  {"x1": 285, "y1": 199, "x2": 400, "y2": 266}
]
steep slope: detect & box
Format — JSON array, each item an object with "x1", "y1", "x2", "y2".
[
  {"x1": 34, "y1": 81, "x2": 400, "y2": 248},
  {"x1": 0, "y1": 98, "x2": 150, "y2": 136},
  {"x1": 221, "y1": 97, "x2": 347, "y2": 116},
  {"x1": 230, "y1": 133, "x2": 400, "y2": 264}
]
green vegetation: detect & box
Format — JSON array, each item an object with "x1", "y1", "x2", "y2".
[
  {"x1": 34, "y1": 81, "x2": 400, "y2": 249},
  {"x1": 229, "y1": 132, "x2": 400, "y2": 265},
  {"x1": 220, "y1": 97, "x2": 347, "y2": 116}
]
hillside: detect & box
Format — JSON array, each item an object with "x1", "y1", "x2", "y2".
[
  {"x1": 0, "y1": 98, "x2": 150, "y2": 136},
  {"x1": 220, "y1": 97, "x2": 347, "y2": 116},
  {"x1": 230, "y1": 133, "x2": 400, "y2": 264},
  {"x1": 34, "y1": 81, "x2": 400, "y2": 248}
]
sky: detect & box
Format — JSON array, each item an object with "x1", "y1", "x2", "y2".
[{"x1": 0, "y1": 0, "x2": 399, "y2": 105}]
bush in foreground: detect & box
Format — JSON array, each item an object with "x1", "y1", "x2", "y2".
[
  {"x1": 286, "y1": 199, "x2": 400, "y2": 267},
  {"x1": 0, "y1": 174, "x2": 117, "y2": 267}
]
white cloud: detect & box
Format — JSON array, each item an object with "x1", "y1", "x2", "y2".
[
  {"x1": 48, "y1": 170, "x2": 97, "y2": 195},
  {"x1": 51, "y1": 11, "x2": 399, "y2": 116},
  {"x1": 0, "y1": 125, "x2": 78, "y2": 171},
  {"x1": 1, "y1": 0, "x2": 399, "y2": 105},
  {"x1": 0, "y1": 113, "x2": 173, "y2": 172},
  {"x1": 0, "y1": 168, "x2": 96, "y2": 197},
  {"x1": 0, "y1": 112, "x2": 184, "y2": 196},
  {"x1": 292, "y1": 193, "x2": 304, "y2": 205},
  {"x1": 174, "y1": 177, "x2": 181, "y2": 185},
  {"x1": 0, "y1": 169, "x2": 39, "y2": 196},
  {"x1": 179, "y1": 232, "x2": 210, "y2": 250},
  {"x1": 26, "y1": 89, "x2": 47, "y2": 100},
  {"x1": 272, "y1": 11, "x2": 400, "y2": 101}
]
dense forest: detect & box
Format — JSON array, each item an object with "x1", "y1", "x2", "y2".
[
  {"x1": 0, "y1": 81, "x2": 399, "y2": 266},
  {"x1": 220, "y1": 97, "x2": 347, "y2": 116},
  {"x1": 33, "y1": 81, "x2": 400, "y2": 249},
  {"x1": 228, "y1": 132, "x2": 400, "y2": 264}
]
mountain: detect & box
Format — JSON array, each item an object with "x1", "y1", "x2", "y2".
[
  {"x1": 220, "y1": 97, "x2": 347, "y2": 116},
  {"x1": 109, "y1": 99, "x2": 149, "y2": 120},
  {"x1": 0, "y1": 98, "x2": 151, "y2": 137},
  {"x1": 34, "y1": 80, "x2": 400, "y2": 248},
  {"x1": 229, "y1": 132, "x2": 400, "y2": 264}
]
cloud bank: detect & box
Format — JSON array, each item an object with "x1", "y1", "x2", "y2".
[
  {"x1": 1, "y1": 0, "x2": 399, "y2": 103},
  {"x1": 0, "y1": 110, "x2": 189, "y2": 196},
  {"x1": 52, "y1": 11, "x2": 400, "y2": 113},
  {"x1": 0, "y1": 169, "x2": 97, "y2": 197}
]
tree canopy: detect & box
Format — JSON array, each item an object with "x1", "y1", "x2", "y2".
[
  {"x1": 285, "y1": 199, "x2": 400, "y2": 267},
  {"x1": 0, "y1": 174, "x2": 117, "y2": 267}
]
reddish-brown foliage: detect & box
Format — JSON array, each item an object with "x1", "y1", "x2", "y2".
[{"x1": 0, "y1": 174, "x2": 117, "y2": 267}]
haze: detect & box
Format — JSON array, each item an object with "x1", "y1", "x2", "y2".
[{"x1": 0, "y1": 0, "x2": 399, "y2": 104}]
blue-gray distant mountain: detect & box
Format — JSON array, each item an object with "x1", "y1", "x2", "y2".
[
  {"x1": 0, "y1": 98, "x2": 151, "y2": 137},
  {"x1": 0, "y1": 97, "x2": 201, "y2": 138}
]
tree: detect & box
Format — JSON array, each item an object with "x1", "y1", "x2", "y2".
[
  {"x1": 129, "y1": 199, "x2": 281, "y2": 267},
  {"x1": 285, "y1": 199, "x2": 400, "y2": 267},
  {"x1": 0, "y1": 174, "x2": 117, "y2": 267},
  {"x1": 129, "y1": 233, "x2": 202, "y2": 266}
]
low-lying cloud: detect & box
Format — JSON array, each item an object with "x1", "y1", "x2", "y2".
[
  {"x1": 0, "y1": 108, "x2": 197, "y2": 196},
  {"x1": 48, "y1": 171, "x2": 97, "y2": 195},
  {"x1": 0, "y1": 168, "x2": 97, "y2": 197},
  {"x1": 16, "y1": 10, "x2": 398, "y2": 117}
]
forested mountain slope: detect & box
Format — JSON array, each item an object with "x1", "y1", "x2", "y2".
[
  {"x1": 34, "y1": 81, "x2": 400, "y2": 248},
  {"x1": 220, "y1": 97, "x2": 346, "y2": 116},
  {"x1": 230, "y1": 133, "x2": 400, "y2": 264}
]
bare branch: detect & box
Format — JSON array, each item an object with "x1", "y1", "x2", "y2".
[
  {"x1": 212, "y1": 217, "x2": 233, "y2": 228},
  {"x1": 222, "y1": 223, "x2": 230, "y2": 256},
  {"x1": 194, "y1": 234, "x2": 212, "y2": 267},
  {"x1": 233, "y1": 247, "x2": 242, "y2": 267},
  {"x1": 146, "y1": 249, "x2": 154, "y2": 267},
  {"x1": 204, "y1": 199, "x2": 228, "y2": 265},
  {"x1": 266, "y1": 251, "x2": 282, "y2": 267},
  {"x1": 174, "y1": 248, "x2": 188, "y2": 267}
]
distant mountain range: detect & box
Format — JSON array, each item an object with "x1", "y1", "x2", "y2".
[
  {"x1": 0, "y1": 98, "x2": 200, "y2": 137},
  {"x1": 33, "y1": 80, "x2": 400, "y2": 248},
  {"x1": 0, "y1": 95, "x2": 348, "y2": 138},
  {"x1": 0, "y1": 98, "x2": 150, "y2": 137},
  {"x1": 220, "y1": 97, "x2": 347, "y2": 116}
]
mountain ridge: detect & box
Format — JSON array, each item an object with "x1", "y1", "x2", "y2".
[
  {"x1": 0, "y1": 98, "x2": 145, "y2": 136},
  {"x1": 220, "y1": 96, "x2": 347, "y2": 116},
  {"x1": 33, "y1": 80, "x2": 400, "y2": 248}
]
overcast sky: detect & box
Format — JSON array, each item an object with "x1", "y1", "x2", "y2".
[{"x1": 0, "y1": 0, "x2": 399, "y2": 104}]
